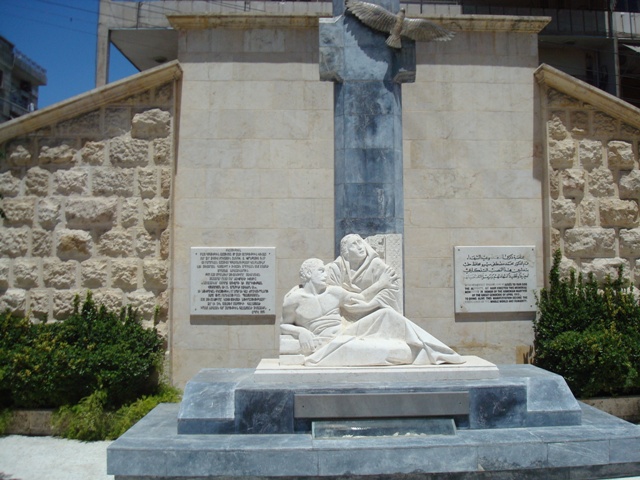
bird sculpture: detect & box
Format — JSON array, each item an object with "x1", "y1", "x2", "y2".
[{"x1": 345, "y1": 0, "x2": 455, "y2": 49}]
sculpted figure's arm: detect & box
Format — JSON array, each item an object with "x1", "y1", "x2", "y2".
[
  {"x1": 280, "y1": 295, "x2": 323, "y2": 354},
  {"x1": 343, "y1": 266, "x2": 398, "y2": 314}
]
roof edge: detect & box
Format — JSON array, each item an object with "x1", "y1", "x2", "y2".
[
  {"x1": 535, "y1": 63, "x2": 640, "y2": 130},
  {"x1": 0, "y1": 60, "x2": 182, "y2": 145},
  {"x1": 168, "y1": 13, "x2": 550, "y2": 33}
]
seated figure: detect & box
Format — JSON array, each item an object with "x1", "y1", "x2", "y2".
[{"x1": 281, "y1": 258, "x2": 464, "y2": 367}]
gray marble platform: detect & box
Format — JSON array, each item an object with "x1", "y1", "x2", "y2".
[
  {"x1": 108, "y1": 402, "x2": 640, "y2": 479},
  {"x1": 176, "y1": 365, "x2": 581, "y2": 435},
  {"x1": 107, "y1": 365, "x2": 640, "y2": 479}
]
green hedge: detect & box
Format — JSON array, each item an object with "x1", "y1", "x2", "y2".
[
  {"x1": 0, "y1": 292, "x2": 165, "y2": 409},
  {"x1": 534, "y1": 250, "x2": 640, "y2": 398}
]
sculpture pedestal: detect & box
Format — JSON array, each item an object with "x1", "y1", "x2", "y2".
[{"x1": 107, "y1": 364, "x2": 640, "y2": 479}]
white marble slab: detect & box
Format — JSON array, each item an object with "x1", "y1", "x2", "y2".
[
  {"x1": 454, "y1": 246, "x2": 537, "y2": 314},
  {"x1": 254, "y1": 356, "x2": 499, "y2": 383},
  {"x1": 190, "y1": 247, "x2": 275, "y2": 315}
]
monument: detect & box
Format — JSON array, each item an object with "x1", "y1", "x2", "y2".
[{"x1": 107, "y1": 1, "x2": 640, "y2": 478}]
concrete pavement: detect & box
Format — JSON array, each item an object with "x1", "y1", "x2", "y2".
[{"x1": 0, "y1": 435, "x2": 113, "y2": 480}]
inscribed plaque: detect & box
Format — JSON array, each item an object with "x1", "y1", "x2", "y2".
[
  {"x1": 190, "y1": 247, "x2": 275, "y2": 315},
  {"x1": 454, "y1": 246, "x2": 536, "y2": 313}
]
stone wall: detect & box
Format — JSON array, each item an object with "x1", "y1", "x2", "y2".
[
  {"x1": 538, "y1": 67, "x2": 640, "y2": 285},
  {"x1": 0, "y1": 72, "x2": 178, "y2": 339}
]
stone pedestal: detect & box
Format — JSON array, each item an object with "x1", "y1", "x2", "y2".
[{"x1": 107, "y1": 364, "x2": 640, "y2": 479}]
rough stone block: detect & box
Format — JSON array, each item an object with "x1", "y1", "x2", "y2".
[
  {"x1": 39, "y1": 143, "x2": 77, "y2": 165},
  {"x1": 548, "y1": 139, "x2": 575, "y2": 169},
  {"x1": 80, "y1": 140, "x2": 106, "y2": 166},
  {"x1": 582, "y1": 258, "x2": 630, "y2": 283},
  {"x1": 160, "y1": 167, "x2": 171, "y2": 198},
  {"x1": 143, "y1": 198, "x2": 170, "y2": 229},
  {"x1": 579, "y1": 139, "x2": 603, "y2": 171},
  {"x1": 152, "y1": 138, "x2": 172, "y2": 165},
  {"x1": 28, "y1": 289, "x2": 50, "y2": 321},
  {"x1": 137, "y1": 167, "x2": 157, "y2": 198},
  {"x1": 37, "y1": 198, "x2": 61, "y2": 229},
  {"x1": 0, "y1": 260, "x2": 9, "y2": 289},
  {"x1": 25, "y1": 167, "x2": 50, "y2": 196},
  {"x1": 620, "y1": 170, "x2": 640, "y2": 199},
  {"x1": 53, "y1": 289, "x2": 81, "y2": 320},
  {"x1": 564, "y1": 227, "x2": 616, "y2": 257},
  {"x1": 57, "y1": 110, "x2": 100, "y2": 135},
  {"x1": 599, "y1": 198, "x2": 639, "y2": 227},
  {"x1": 104, "y1": 108, "x2": 131, "y2": 137},
  {"x1": 143, "y1": 259, "x2": 168, "y2": 290},
  {"x1": 620, "y1": 228, "x2": 640, "y2": 256},
  {"x1": 110, "y1": 134, "x2": 149, "y2": 167},
  {"x1": 126, "y1": 289, "x2": 157, "y2": 321},
  {"x1": 588, "y1": 167, "x2": 615, "y2": 197},
  {"x1": 54, "y1": 168, "x2": 88, "y2": 195},
  {"x1": 549, "y1": 170, "x2": 559, "y2": 199},
  {"x1": 43, "y1": 259, "x2": 77, "y2": 289},
  {"x1": 131, "y1": 109, "x2": 171, "y2": 139},
  {"x1": 570, "y1": 111, "x2": 589, "y2": 136},
  {"x1": 2, "y1": 198, "x2": 36, "y2": 226},
  {"x1": 65, "y1": 198, "x2": 117, "y2": 227},
  {"x1": 593, "y1": 111, "x2": 617, "y2": 136},
  {"x1": 92, "y1": 168, "x2": 134, "y2": 196},
  {"x1": 13, "y1": 260, "x2": 39, "y2": 289},
  {"x1": 98, "y1": 228, "x2": 133, "y2": 257},
  {"x1": 134, "y1": 229, "x2": 156, "y2": 257},
  {"x1": 1, "y1": 289, "x2": 26, "y2": 316},
  {"x1": 558, "y1": 256, "x2": 579, "y2": 279},
  {"x1": 0, "y1": 171, "x2": 21, "y2": 197},
  {"x1": 111, "y1": 260, "x2": 139, "y2": 291},
  {"x1": 578, "y1": 198, "x2": 598, "y2": 226},
  {"x1": 57, "y1": 229, "x2": 93, "y2": 260},
  {"x1": 0, "y1": 228, "x2": 29, "y2": 257},
  {"x1": 548, "y1": 115, "x2": 570, "y2": 141},
  {"x1": 92, "y1": 289, "x2": 123, "y2": 313},
  {"x1": 551, "y1": 199, "x2": 576, "y2": 229},
  {"x1": 81, "y1": 259, "x2": 109, "y2": 288},
  {"x1": 8, "y1": 144, "x2": 32, "y2": 166},
  {"x1": 32, "y1": 229, "x2": 53, "y2": 257},
  {"x1": 160, "y1": 229, "x2": 170, "y2": 260},
  {"x1": 561, "y1": 169, "x2": 585, "y2": 198},
  {"x1": 608, "y1": 141, "x2": 635, "y2": 169},
  {"x1": 120, "y1": 198, "x2": 140, "y2": 227}
]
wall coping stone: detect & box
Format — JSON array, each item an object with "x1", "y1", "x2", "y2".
[
  {"x1": 0, "y1": 60, "x2": 182, "y2": 144},
  {"x1": 168, "y1": 13, "x2": 550, "y2": 33},
  {"x1": 535, "y1": 63, "x2": 640, "y2": 130}
]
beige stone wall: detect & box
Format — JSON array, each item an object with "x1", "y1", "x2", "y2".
[
  {"x1": 171, "y1": 26, "x2": 334, "y2": 385},
  {"x1": 403, "y1": 31, "x2": 544, "y2": 363},
  {"x1": 0, "y1": 81, "x2": 176, "y2": 338},
  {"x1": 542, "y1": 87, "x2": 640, "y2": 284},
  {"x1": 170, "y1": 19, "x2": 546, "y2": 384}
]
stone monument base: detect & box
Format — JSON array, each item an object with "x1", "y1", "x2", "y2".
[{"x1": 107, "y1": 365, "x2": 640, "y2": 479}]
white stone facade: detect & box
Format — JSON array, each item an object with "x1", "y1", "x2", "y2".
[
  {"x1": 168, "y1": 14, "x2": 548, "y2": 385},
  {"x1": 0, "y1": 65, "x2": 179, "y2": 340}
]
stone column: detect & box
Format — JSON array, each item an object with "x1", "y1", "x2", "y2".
[{"x1": 320, "y1": 0, "x2": 415, "y2": 254}]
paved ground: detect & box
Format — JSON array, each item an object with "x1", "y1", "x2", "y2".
[
  {"x1": 0, "y1": 434, "x2": 639, "y2": 480},
  {"x1": 0, "y1": 435, "x2": 113, "y2": 480}
]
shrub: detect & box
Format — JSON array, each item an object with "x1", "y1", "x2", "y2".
[
  {"x1": 0, "y1": 292, "x2": 165, "y2": 409},
  {"x1": 534, "y1": 250, "x2": 640, "y2": 398}
]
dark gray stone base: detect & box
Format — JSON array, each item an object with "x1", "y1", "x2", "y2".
[{"x1": 107, "y1": 365, "x2": 640, "y2": 479}]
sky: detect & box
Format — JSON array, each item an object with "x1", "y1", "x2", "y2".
[{"x1": 0, "y1": 0, "x2": 139, "y2": 109}]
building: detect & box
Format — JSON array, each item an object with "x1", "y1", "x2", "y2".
[
  {"x1": 97, "y1": 0, "x2": 640, "y2": 106},
  {"x1": 2, "y1": 1, "x2": 640, "y2": 386},
  {"x1": 0, "y1": 36, "x2": 47, "y2": 123}
]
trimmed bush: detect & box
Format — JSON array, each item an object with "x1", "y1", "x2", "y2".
[
  {"x1": 534, "y1": 250, "x2": 640, "y2": 398},
  {"x1": 0, "y1": 292, "x2": 164, "y2": 409}
]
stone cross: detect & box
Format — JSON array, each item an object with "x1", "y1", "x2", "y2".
[{"x1": 320, "y1": 0, "x2": 416, "y2": 254}]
